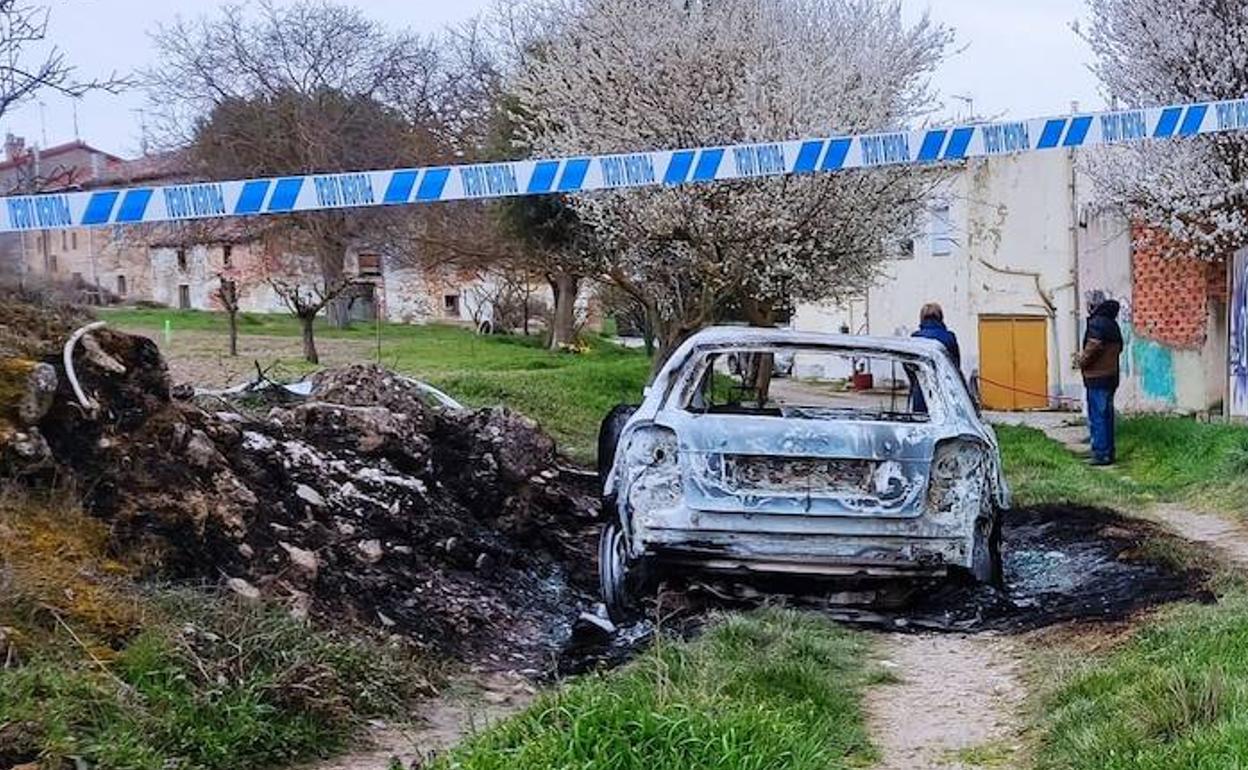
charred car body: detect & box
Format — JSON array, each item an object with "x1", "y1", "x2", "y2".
[{"x1": 598, "y1": 327, "x2": 1010, "y2": 620}]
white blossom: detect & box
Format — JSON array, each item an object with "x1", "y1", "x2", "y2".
[
  {"x1": 1081, "y1": 0, "x2": 1248, "y2": 257},
  {"x1": 502, "y1": 0, "x2": 951, "y2": 341}
]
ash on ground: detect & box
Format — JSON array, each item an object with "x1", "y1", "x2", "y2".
[
  {"x1": 7, "y1": 322, "x2": 605, "y2": 670},
  {"x1": 663, "y1": 505, "x2": 1212, "y2": 633}
]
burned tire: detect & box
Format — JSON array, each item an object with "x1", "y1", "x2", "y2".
[
  {"x1": 599, "y1": 521, "x2": 646, "y2": 623},
  {"x1": 972, "y1": 510, "x2": 1005, "y2": 588},
  {"x1": 597, "y1": 403, "x2": 638, "y2": 490}
]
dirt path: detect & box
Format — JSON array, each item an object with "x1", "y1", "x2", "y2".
[
  {"x1": 304, "y1": 672, "x2": 536, "y2": 770},
  {"x1": 866, "y1": 633, "x2": 1027, "y2": 770},
  {"x1": 1149, "y1": 503, "x2": 1248, "y2": 569}
]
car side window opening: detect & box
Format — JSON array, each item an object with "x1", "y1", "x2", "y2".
[{"x1": 685, "y1": 348, "x2": 937, "y2": 423}]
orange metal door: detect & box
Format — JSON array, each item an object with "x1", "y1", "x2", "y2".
[{"x1": 978, "y1": 317, "x2": 1048, "y2": 410}]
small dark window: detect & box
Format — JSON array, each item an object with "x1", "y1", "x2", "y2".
[
  {"x1": 47, "y1": 253, "x2": 57, "y2": 273},
  {"x1": 358, "y1": 253, "x2": 382, "y2": 276},
  {"x1": 116, "y1": 275, "x2": 127, "y2": 296},
  {"x1": 61, "y1": 231, "x2": 67, "y2": 250},
  {"x1": 176, "y1": 248, "x2": 188, "y2": 271},
  {"x1": 178, "y1": 284, "x2": 191, "y2": 309},
  {"x1": 71, "y1": 231, "x2": 78, "y2": 250},
  {"x1": 222, "y1": 244, "x2": 233, "y2": 268},
  {"x1": 443, "y1": 294, "x2": 460, "y2": 317}
]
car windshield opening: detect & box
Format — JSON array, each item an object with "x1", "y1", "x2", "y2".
[{"x1": 686, "y1": 347, "x2": 936, "y2": 423}]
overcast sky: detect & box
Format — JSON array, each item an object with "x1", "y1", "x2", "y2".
[{"x1": 4, "y1": 0, "x2": 1104, "y2": 158}]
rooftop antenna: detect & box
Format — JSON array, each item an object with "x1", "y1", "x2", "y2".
[
  {"x1": 951, "y1": 93, "x2": 974, "y2": 121},
  {"x1": 38, "y1": 101, "x2": 48, "y2": 146},
  {"x1": 72, "y1": 98, "x2": 80, "y2": 141},
  {"x1": 131, "y1": 108, "x2": 149, "y2": 156}
]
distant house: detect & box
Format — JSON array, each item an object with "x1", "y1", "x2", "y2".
[
  {"x1": 795, "y1": 151, "x2": 1239, "y2": 417},
  {"x1": 0, "y1": 135, "x2": 583, "y2": 331}
]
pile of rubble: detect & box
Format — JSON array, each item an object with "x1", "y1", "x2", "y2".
[{"x1": 4, "y1": 313, "x2": 604, "y2": 667}]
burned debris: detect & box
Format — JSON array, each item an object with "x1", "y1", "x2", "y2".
[{"x1": 2, "y1": 311, "x2": 603, "y2": 668}]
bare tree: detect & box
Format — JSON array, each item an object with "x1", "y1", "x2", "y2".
[
  {"x1": 146, "y1": 1, "x2": 451, "y2": 334},
  {"x1": 216, "y1": 274, "x2": 240, "y2": 357},
  {"x1": 0, "y1": 1, "x2": 127, "y2": 121}
]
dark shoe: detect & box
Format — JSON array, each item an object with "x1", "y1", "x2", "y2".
[{"x1": 1088, "y1": 457, "x2": 1114, "y2": 467}]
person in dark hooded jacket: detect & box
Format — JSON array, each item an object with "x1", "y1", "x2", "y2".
[
  {"x1": 910, "y1": 303, "x2": 961, "y2": 414},
  {"x1": 1078, "y1": 299, "x2": 1124, "y2": 465}
]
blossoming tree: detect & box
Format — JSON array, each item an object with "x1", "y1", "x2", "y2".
[
  {"x1": 504, "y1": 0, "x2": 951, "y2": 360},
  {"x1": 1082, "y1": 0, "x2": 1248, "y2": 258}
]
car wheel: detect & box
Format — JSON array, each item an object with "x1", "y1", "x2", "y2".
[
  {"x1": 599, "y1": 521, "x2": 645, "y2": 623},
  {"x1": 597, "y1": 403, "x2": 638, "y2": 490},
  {"x1": 972, "y1": 510, "x2": 1004, "y2": 588}
]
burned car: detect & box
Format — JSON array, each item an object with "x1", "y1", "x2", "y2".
[{"x1": 597, "y1": 327, "x2": 1010, "y2": 620}]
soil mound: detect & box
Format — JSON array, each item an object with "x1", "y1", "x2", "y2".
[{"x1": 4, "y1": 315, "x2": 601, "y2": 667}]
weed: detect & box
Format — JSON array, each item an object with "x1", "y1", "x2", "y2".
[{"x1": 435, "y1": 609, "x2": 875, "y2": 770}]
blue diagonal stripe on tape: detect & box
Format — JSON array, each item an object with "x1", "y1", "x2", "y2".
[
  {"x1": 383, "y1": 171, "x2": 418, "y2": 204},
  {"x1": 943, "y1": 127, "x2": 975, "y2": 159},
  {"x1": 115, "y1": 189, "x2": 153, "y2": 223},
  {"x1": 267, "y1": 178, "x2": 304, "y2": 212},
  {"x1": 691, "y1": 149, "x2": 724, "y2": 182},
  {"x1": 1063, "y1": 116, "x2": 1093, "y2": 147},
  {"x1": 664, "y1": 151, "x2": 696, "y2": 184},
  {"x1": 527, "y1": 161, "x2": 560, "y2": 193},
  {"x1": 917, "y1": 130, "x2": 948, "y2": 162},
  {"x1": 416, "y1": 168, "x2": 450, "y2": 200},
  {"x1": 793, "y1": 141, "x2": 824, "y2": 174},
  {"x1": 1037, "y1": 119, "x2": 1068, "y2": 149},
  {"x1": 1154, "y1": 107, "x2": 1183, "y2": 138},
  {"x1": 821, "y1": 138, "x2": 852, "y2": 170},
  {"x1": 1179, "y1": 104, "x2": 1208, "y2": 136},
  {"x1": 81, "y1": 191, "x2": 120, "y2": 225},
  {"x1": 234, "y1": 181, "x2": 271, "y2": 214},
  {"x1": 557, "y1": 158, "x2": 591, "y2": 192}
]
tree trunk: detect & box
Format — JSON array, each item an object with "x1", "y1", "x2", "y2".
[
  {"x1": 227, "y1": 309, "x2": 239, "y2": 357},
  {"x1": 742, "y1": 297, "x2": 778, "y2": 406},
  {"x1": 300, "y1": 313, "x2": 319, "y2": 364},
  {"x1": 548, "y1": 272, "x2": 579, "y2": 350}
]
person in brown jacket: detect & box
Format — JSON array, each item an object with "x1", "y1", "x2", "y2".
[{"x1": 1078, "y1": 299, "x2": 1124, "y2": 465}]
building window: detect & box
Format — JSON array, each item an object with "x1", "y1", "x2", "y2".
[
  {"x1": 443, "y1": 294, "x2": 461, "y2": 317},
  {"x1": 71, "y1": 271, "x2": 83, "y2": 285},
  {"x1": 930, "y1": 202, "x2": 953, "y2": 256},
  {"x1": 357, "y1": 253, "x2": 382, "y2": 276},
  {"x1": 176, "y1": 248, "x2": 188, "y2": 271},
  {"x1": 896, "y1": 237, "x2": 915, "y2": 260},
  {"x1": 116, "y1": 275, "x2": 127, "y2": 296},
  {"x1": 61, "y1": 231, "x2": 67, "y2": 250},
  {"x1": 178, "y1": 284, "x2": 191, "y2": 309},
  {"x1": 222, "y1": 244, "x2": 233, "y2": 268},
  {"x1": 47, "y1": 253, "x2": 57, "y2": 273},
  {"x1": 71, "y1": 231, "x2": 78, "y2": 250}
]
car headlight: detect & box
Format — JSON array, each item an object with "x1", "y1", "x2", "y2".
[
  {"x1": 622, "y1": 427, "x2": 682, "y2": 512},
  {"x1": 926, "y1": 438, "x2": 990, "y2": 522}
]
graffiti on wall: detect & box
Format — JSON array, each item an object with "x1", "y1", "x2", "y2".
[{"x1": 1232, "y1": 250, "x2": 1248, "y2": 417}]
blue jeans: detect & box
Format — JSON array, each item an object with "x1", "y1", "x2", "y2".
[{"x1": 1086, "y1": 386, "x2": 1117, "y2": 462}]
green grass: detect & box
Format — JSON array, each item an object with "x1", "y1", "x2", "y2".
[
  {"x1": 0, "y1": 593, "x2": 429, "y2": 770},
  {"x1": 1114, "y1": 417, "x2": 1248, "y2": 515},
  {"x1": 994, "y1": 419, "x2": 1248, "y2": 516},
  {"x1": 995, "y1": 424, "x2": 1146, "y2": 509},
  {"x1": 98, "y1": 307, "x2": 652, "y2": 461},
  {"x1": 435, "y1": 609, "x2": 876, "y2": 770},
  {"x1": 1033, "y1": 591, "x2": 1248, "y2": 770}
]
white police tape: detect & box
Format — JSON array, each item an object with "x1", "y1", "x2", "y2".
[{"x1": 4, "y1": 98, "x2": 1248, "y2": 233}]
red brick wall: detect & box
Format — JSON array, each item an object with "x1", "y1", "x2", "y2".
[{"x1": 1131, "y1": 224, "x2": 1211, "y2": 349}]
